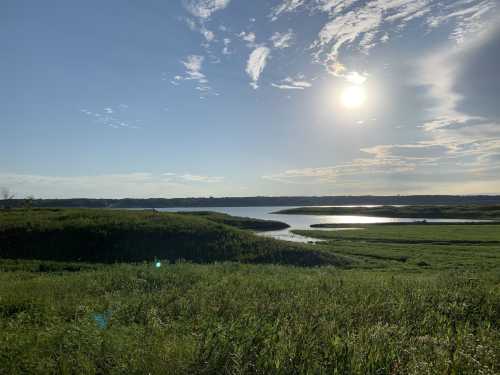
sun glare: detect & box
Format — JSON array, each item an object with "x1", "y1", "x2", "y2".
[{"x1": 341, "y1": 86, "x2": 367, "y2": 109}]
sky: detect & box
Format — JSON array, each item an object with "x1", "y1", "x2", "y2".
[{"x1": 1, "y1": 0, "x2": 500, "y2": 198}]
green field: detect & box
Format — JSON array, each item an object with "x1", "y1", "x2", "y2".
[
  {"x1": 275, "y1": 204, "x2": 500, "y2": 219},
  {"x1": 1, "y1": 209, "x2": 499, "y2": 374}
]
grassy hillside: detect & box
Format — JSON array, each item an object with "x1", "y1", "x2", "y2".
[
  {"x1": 275, "y1": 204, "x2": 500, "y2": 219},
  {"x1": 0, "y1": 209, "x2": 344, "y2": 267}
]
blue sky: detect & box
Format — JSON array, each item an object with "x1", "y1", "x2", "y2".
[{"x1": 1, "y1": 0, "x2": 499, "y2": 198}]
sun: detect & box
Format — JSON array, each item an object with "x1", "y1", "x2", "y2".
[{"x1": 341, "y1": 86, "x2": 366, "y2": 109}]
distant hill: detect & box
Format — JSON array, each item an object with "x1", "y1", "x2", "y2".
[{"x1": 2, "y1": 195, "x2": 500, "y2": 208}]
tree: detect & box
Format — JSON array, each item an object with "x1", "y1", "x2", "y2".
[
  {"x1": 23, "y1": 195, "x2": 35, "y2": 209},
  {"x1": 1, "y1": 187, "x2": 15, "y2": 209}
]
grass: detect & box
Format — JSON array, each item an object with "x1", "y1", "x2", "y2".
[
  {"x1": 275, "y1": 204, "x2": 500, "y2": 219},
  {"x1": 0, "y1": 262, "x2": 498, "y2": 374},
  {"x1": 0, "y1": 209, "x2": 499, "y2": 374},
  {"x1": 175, "y1": 210, "x2": 290, "y2": 231},
  {"x1": 0, "y1": 208, "x2": 344, "y2": 267},
  {"x1": 292, "y1": 224, "x2": 500, "y2": 272}
]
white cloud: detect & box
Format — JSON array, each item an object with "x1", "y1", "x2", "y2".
[
  {"x1": 270, "y1": 30, "x2": 295, "y2": 49},
  {"x1": 201, "y1": 28, "x2": 215, "y2": 42},
  {"x1": 262, "y1": 157, "x2": 419, "y2": 184},
  {"x1": 184, "y1": 17, "x2": 217, "y2": 44},
  {"x1": 238, "y1": 31, "x2": 258, "y2": 48},
  {"x1": 303, "y1": 0, "x2": 497, "y2": 76},
  {"x1": 179, "y1": 174, "x2": 224, "y2": 183},
  {"x1": 345, "y1": 71, "x2": 368, "y2": 85},
  {"x1": 183, "y1": 0, "x2": 231, "y2": 19},
  {"x1": 176, "y1": 55, "x2": 214, "y2": 95},
  {"x1": 182, "y1": 55, "x2": 205, "y2": 79},
  {"x1": 80, "y1": 106, "x2": 138, "y2": 129},
  {"x1": 245, "y1": 46, "x2": 271, "y2": 89},
  {"x1": 270, "y1": 0, "x2": 306, "y2": 21},
  {"x1": 272, "y1": 76, "x2": 312, "y2": 90},
  {"x1": 0, "y1": 172, "x2": 225, "y2": 198},
  {"x1": 427, "y1": 1, "x2": 496, "y2": 43}
]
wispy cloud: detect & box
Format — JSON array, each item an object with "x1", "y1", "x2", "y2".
[
  {"x1": 80, "y1": 106, "x2": 139, "y2": 129},
  {"x1": 270, "y1": 30, "x2": 295, "y2": 49},
  {"x1": 270, "y1": 0, "x2": 306, "y2": 21},
  {"x1": 246, "y1": 46, "x2": 271, "y2": 89},
  {"x1": 262, "y1": 157, "x2": 419, "y2": 184},
  {"x1": 272, "y1": 76, "x2": 312, "y2": 90},
  {"x1": 182, "y1": 55, "x2": 206, "y2": 80},
  {"x1": 238, "y1": 31, "x2": 257, "y2": 48},
  {"x1": 177, "y1": 173, "x2": 224, "y2": 183},
  {"x1": 0, "y1": 172, "x2": 225, "y2": 198},
  {"x1": 174, "y1": 55, "x2": 215, "y2": 96},
  {"x1": 264, "y1": 0, "x2": 498, "y2": 79},
  {"x1": 183, "y1": 0, "x2": 231, "y2": 19}
]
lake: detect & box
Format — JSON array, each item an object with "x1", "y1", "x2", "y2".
[{"x1": 157, "y1": 206, "x2": 486, "y2": 242}]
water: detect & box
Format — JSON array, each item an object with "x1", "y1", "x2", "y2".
[{"x1": 156, "y1": 206, "x2": 487, "y2": 243}]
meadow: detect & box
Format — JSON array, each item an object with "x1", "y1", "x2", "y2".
[{"x1": 0, "y1": 208, "x2": 499, "y2": 374}]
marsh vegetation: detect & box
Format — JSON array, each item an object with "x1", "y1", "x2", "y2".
[
  {"x1": 275, "y1": 204, "x2": 500, "y2": 220},
  {"x1": 0, "y1": 208, "x2": 499, "y2": 374}
]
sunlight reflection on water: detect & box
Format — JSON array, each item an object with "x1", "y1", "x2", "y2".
[{"x1": 157, "y1": 206, "x2": 486, "y2": 243}]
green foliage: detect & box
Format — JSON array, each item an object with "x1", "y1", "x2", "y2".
[
  {"x1": 293, "y1": 224, "x2": 500, "y2": 272},
  {"x1": 177, "y1": 211, "x2": 290, "y2": 231},
  {"x1": 276, "y1": 204, "x2": 500, "y2": 219},
  {"x1": 0, "y1": 262, "x2": 498, "y2": 374},
  {"x1": 0, "y1": 209, "x2": 344, "y2": 267},
  {"x1": 1, "y1": 210, "x2": 499, "y2": 373}
]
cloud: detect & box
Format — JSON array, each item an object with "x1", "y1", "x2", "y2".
[
  {"x1": 301, "y1": 0, "x2": 497, "y2": 76},
  {"x1": 270, "y1": 30, "x2": 295, "y2": 49},
  {"x1": 413, "y1": 22, "x2": 500, "y2": 166},
  {"x1": 80, "y1": 106, "x2": 138, "y2": 129},
  {"x1": 222, "y1": 38, "x2": 231, "y2": 54},
  {"x1": 183, "y1": 0, "x2": 231, "y2": 19},
  {"x1": 427, "y1": 0, "x2": 497, "y2": 43},
  {"x1": 178, "y1": 174, "x2": 224, "y2": 183},
  {"x1": 269, "y1": 0, "x2": 306, "y2": 21},
  {"x1": 271, "y1": 76, "x2": 312, "y2": 90},
  {"x1": 262, "y1": 157, "x2": 419, "y2": 184},
  {"x1": 184, "y1": 17, "x2": 217, "y2": 43},
  {"x1": 175, "y1": 55, "x2": 214, "y2": 96},
  {"x1": 345, "y1": 71, "x2": 368, "y2": 85},
  {"x1": 0, "y1": 172, "x2": 225, "y2": 198},
  {"x1": 245, "y1": 46, "x2": 271, "y2": 89},
  {"x1": 182, "y1": 55, "x2": 205, "y2": 80},
  {"x1": 265, "y1": 21, "x2": 500, "y2": 193},
  {"x1": 238, "y1": 31, "x2": 257, "y2": 48}
]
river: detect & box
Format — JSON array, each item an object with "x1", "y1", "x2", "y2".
[{"x1": 156, "y1": 206, "x2": 486, "y2": 242}]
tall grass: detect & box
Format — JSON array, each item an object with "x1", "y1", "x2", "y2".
[
  {"x1": 0, "y1": 262, "x2": 498, "y2": 374},
  {"x1": 0, "y1": 209, "x2": 345, "y2": 267}
]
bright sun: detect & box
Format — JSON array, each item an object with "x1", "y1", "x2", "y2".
[{"x1": 341, "y1": 86, "x2": 366, "y2": 109}]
